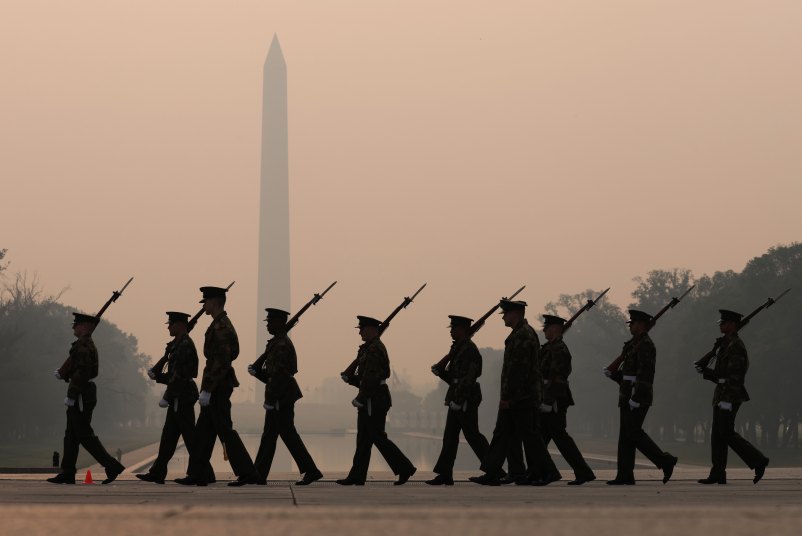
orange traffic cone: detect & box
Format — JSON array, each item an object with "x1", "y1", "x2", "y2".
[{"x1": 84, "y1": 470, "x2": 94, "y2": 484}]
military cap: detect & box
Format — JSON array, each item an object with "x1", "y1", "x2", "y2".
[
  {"x1": 72, "y1": 312, "x2": 99, "y2": 325},
  {"x1": 627, "y1": 309, "x2": 653, "y2": 324},
  {"x1": 542, "y1": 314, "x2": 566, "y2": 326},
  {"x1": 165, "y1": 311, "x2": 191, "y2": 324},
  {"x1": 499, "y1": 299, "x2": 527, "y2": 313},
  {"x1": 199, "y1": 286, "x2": 228, "y2": 303},
  {"x1": 448, "y1": 315, "x2": 473, "y2": 328},
  {"x1": 356, "y1": 315, "x2": 382, "y2": 328},
  {"x1": 264, "y1": 307, "x2": 290, "y2": 322},
  {"x1": 718, "y1": 309, "x2": 743, "y2": 323}
]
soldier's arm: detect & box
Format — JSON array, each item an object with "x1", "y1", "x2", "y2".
[
  {"x1": 66, "y1": 343, "x2": 92, "y2": 400},
  {"x1": 631, "y1": 341, "x2": 656, "y2": 405},
  {"x1": 545, "y1": 344, "x2": 572, "y2": 404},
  {"x1": 501, "y1": 338, "x2": 535, "y2": 401},
  {"x1": 200, "y1": 324, "x2": 234, "y2": 392},
  {"x1": 265, "y1": 344, "x2": 295, "y2": 404},
  {"x1": 253, "y1": 347, "x2": 270, "y2": 384},
  {"x1": 453, "y1": 345, "x2": 481, "y2": 404},
  {"x1": 720, "y1": 342, "x2": 748, "y2": 403},
  {"x1": 357, "y1": 347, "x2": 384, "y2": 400}
]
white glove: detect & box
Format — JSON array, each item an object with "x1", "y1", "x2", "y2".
[
  {"x1": 54, "y1": 369, "x2": 62, "y2": 380},
  {"x1": 539, "y1": 403, "x2": 553, "y2": 413},
  {"x1": 64, "y1": 397, "x2": 75, "y2": 407},
  {"x1": 199, "y1": 390, "x2": 211, "y2": 407},
  {"x1": 263, "y1": 402, "x2": 275, "y2": 411},
  {"x1": 158, "y1": 398, "x2": 169, "y2": 408},
  {"x1": 147, "y1": 370, "x2": 156, "y2": 380},
  {"x1": 718, "y1": 401, "x2": 733, "y2": 411},
  {"x1": 351, "y1": 397, "x2": 364, "y2": 408},
  {"x1": 628, "y1": 398, "x2": 640, "y2": 410},
  {"x1": 247, "y1": 365, "x2": 256, "y2": 377},
  {"x1": 448, "y1": 401, "x2": 463, "y2": 411},
  {"x1": 341, "y1": 373, "x2": 350, "y2": 383},
  {"x1": 603, "y1": 367, "x2": 612, "y2": 378}
]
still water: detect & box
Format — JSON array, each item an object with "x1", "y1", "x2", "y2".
[{"x1": 163, "y1": 432, "x2": 612, "y2": 475}]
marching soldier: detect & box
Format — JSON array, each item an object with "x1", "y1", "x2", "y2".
[
  {"x1": 248, "y1": 308, "x2": 323, "y2": 485},
  {"x1": 337, "y1": 316, "x2": 417, "y2": 485},
  {"x1": 604, "y1": 309, "x2": 677, "y2": 485},
  {"x1": 137, "y1": 312, "x2": 212, "y2": 484},
  {"x1": 538, "y1": 314, "x2": 596, "y2": 485},
  {"x1": 176, "y1": 286, "x2": 259, "y2": 486},
  {"x1": 47, "y1": 313, "x2": 125, "y2": 484},
  {"x1": 426, "y1": 315, "x2": 490, "y2": 485},
  {"x1": 696, "y1": 309, "x2": 769, "y2": 484},
  {"x1": 470, "y1": 300, "x2": 559, "y2": 485}
]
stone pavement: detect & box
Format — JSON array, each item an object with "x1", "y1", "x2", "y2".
[{"x1": 2, "y1": 468, "x2": 801, "y2": 536}]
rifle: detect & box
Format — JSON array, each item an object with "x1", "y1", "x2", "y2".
[
  {"x1": 430, "y1": 285, "x2": 525, "y2": 375},
  {"x1": 149, "y1": 281, "x2": 235, "y2": 376},
  {"x1": 563, "y1": 287, "x2": 610, "y2": 334},
  {"x1": 249, "y1": 281, "x2": 337, "y2": 371},
  {"x1": 341, "y1": 283, "x2": 426, "y2": 381},
  {"x1": 694, "y1": 288, "x2": 791, "y2": 370},
  {"x1": 604, "y1": 284, "x2": 695, "y2": 373},
  {"x1": 58, "y1": 277, "x2": 134, "y2": 378}
]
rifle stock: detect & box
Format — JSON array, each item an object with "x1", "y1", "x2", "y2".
[
  {"x1": 693, "y1": 288, "x2": 791, "y2": 370},
  {"x1": 604, "y1": 285, "x2": 695, "y2": 372},
  {"x1": 341, "y1": 284, "x2": 426, "y2": 380}
]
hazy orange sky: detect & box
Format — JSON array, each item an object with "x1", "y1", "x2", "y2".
[{"x1": 2, "y1": 1, "x2": 801, "y2": 398}]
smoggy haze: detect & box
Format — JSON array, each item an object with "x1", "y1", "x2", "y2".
[{"x1": 2, "y1": 1, "x2": 801, "y2": 398}]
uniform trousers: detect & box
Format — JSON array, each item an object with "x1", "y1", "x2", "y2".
[
  {"x1": 616, "y1": 406, "x2": 673, "y2": 479},
  {"x1": 347, "y1": 403, "x2": 415, "y2": 482},
  {"x1": 254, "y1": 402, "x2": 319, "y2": 479},
  {"x1": 432, "y1": 400, "x2": 489, "y2": 476},
  {"x1": 540, "y1": 409, "x2": 595, "y2": 479},
  {"x1": 148, "y1": 396, "x2": 213, "y2": 480},
  {"x1": 187, "y1": 385, "x2": 256, "y2": 482},
  {"x1": 710, "y1": 403, "x2": 768, "y2": 477},
  {"x1": 481, "y1": 404, "x2": 556, "y2": 479},
  {"x1": 61, "y1": 383, "x2": 124, "y2": 476}
]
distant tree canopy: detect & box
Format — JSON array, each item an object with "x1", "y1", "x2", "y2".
[{"x1": 0, "y1": 262, "x2": 151, "y2": 440}]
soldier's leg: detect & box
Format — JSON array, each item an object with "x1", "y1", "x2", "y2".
[
  {"x1": 208, "y1": 388, "x2": 256, "y2": 477},
  {"x1": 480, "y1": 408, "x2": 513, "y2": 478},
  {"x1": 520, "y1": 406, "x2": 558, "y2": 480},
  {"x1": 628, "y1": 406, "x2": 674, "y2": 469},
  {"x1": 148, "y1": 407, "x2": 182, "y2": 479},
  {"x1": 72, "y1": 396, "x2": 124, "y2": 473},
  {"x1": 370, "y1": 406, "x2": 415, "y2": 475},
  {"x1": 432, "y1": 407, "x2": 461, "y2": 476},
  {"x1": 176, "y1": 402, "x2": 214, "y2": 480},
  {"x1": 723, "y1": 404, "x2": 768, "y2": 470},
  {"x1": 709, "y1": 406, "x2": 729, "y2": 477},
  {"x1": 60, "y1": 408, "x2": 80, "y2": 477},
  {"x1": 254, "y1": 408, "x2": 281, "y2": 480},
  {"x1": 550, "y1": 409, "x2": 595, "y2": 479},
  {"x1": 540, "y1": 411, "x2": 555, "y2": 447},
  {"x1": 616, "y1": 407, "x2": 637, "y2": 480},
  {"x1": 458, "y1": 401, "x2": 490, "y2": 465},
  {"x1": 347, "y1": 408, "x2": 372, "y2": 482},
  {"x1": 506, "y1": 441, "x2": 526, "y2": 477},
  {"x1": 277, "y1": 403, "x2": 319, "y2": 474}
]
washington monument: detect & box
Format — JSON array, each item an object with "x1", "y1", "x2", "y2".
[{"x1": 256, "y1": 34, "x2": 289, "y2": 353}]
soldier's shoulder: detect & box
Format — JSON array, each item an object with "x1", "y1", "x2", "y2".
[
  {"x1": 730, "y1": 336, "x2": 748, "y2": 353},
  {"x1": 640, "y1": 334, "x2": 656, "y2": 350},
  {"x1": 73, "y1": 337, "x2": 97, "y2": 352},
  {"x1": 273, "y1": 335, "x2": 296, "y2": 351},
  {"x1": 176, "y1": 335, "x2": 196, "y2": 350},
  {"x1": 552, "y1": 338, "x2": 570, "y2": 353}
]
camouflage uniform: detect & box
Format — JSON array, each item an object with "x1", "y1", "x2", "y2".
[
  {"x1": 253, "y1": 334, "x2": 319, "y2": 480},
  {"x1": 145, "y1": 334, "x2": 209, "y2": 481},
  {"x1": 481, "y1": 320, "x2": 558, "y2": 480},
  {"x1": 702, "y1": 334, "x2": 768, "y2": 479},
  {"x1": 432, "y1": 339, "x2": 490, "y2": 477},
  {"x1": 187, "y1": 312, "x2": 256, "y2": 482},
  {"x1": 345, "y1": 338, "x2": 415, "y2": 483},
  {"x1": 538, "y1": 337, "x2": 595, "y2": 481},
  {"x1": 59, "y1": 335, "x2": 124, "y2": 478},
  {"x1": 610, "y1": 332, "x2": 674, "y2": 480}
]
